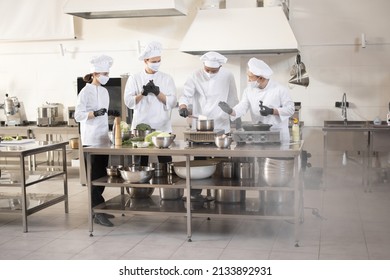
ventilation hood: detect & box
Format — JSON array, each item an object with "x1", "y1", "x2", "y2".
[
  {"x1": 180, "y1": 7, "x2": 298, "y2": 55},
  {"x1": 63, "y1": 0, "x2": 188, "y2": 19}
]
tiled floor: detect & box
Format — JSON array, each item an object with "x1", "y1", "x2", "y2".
[{"x1": 0, "y1": 165, "x2": 389, "y2": 260}]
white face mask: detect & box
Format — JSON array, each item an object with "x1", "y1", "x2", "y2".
[
  {"x1": 248, "y1": 80, "x2": 259, "y2": 89},
  {"x1": 203, "y1": 70, "x2": 217, "y2": 80},
  {"x1": 97, "y1": 75, "x2": 109, "y2": 85},
  {"x1": 148, "y1": 62, "x2": 161, "y2": 72}
]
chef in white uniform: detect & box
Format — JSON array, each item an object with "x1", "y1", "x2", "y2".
[
  {"x1": 124, "y1": 41, "x2": 177, "y2": 133},
  {"x1": 124, "y1": 41, "x2": 177, "y2": 166},
  {"x1": 219, "y1": 57, "x2": 295, "y2": 143},
  {"x1": 75, "y1": 54, "x2": 116, "y2": 227},
  {"x1": 178, "y1": 51, "x2": 239, "y2": 133}
]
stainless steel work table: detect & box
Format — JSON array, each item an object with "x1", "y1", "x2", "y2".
[
  {"x1": 0, "y1": 141, "x2": 69, "y2": 232},
  {"x1": 84, "y1": 140, "x2": 304, "y2": 246}
]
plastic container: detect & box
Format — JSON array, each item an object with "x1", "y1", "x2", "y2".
[{"x1": 292, "y1": 118, "x2": 300, "y2": 142}]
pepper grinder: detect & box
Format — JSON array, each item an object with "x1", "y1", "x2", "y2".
[{"x1": 114, "y1": 117, "x2": 122, "y2": 146}]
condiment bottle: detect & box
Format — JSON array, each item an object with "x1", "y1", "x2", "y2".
[
  {"x1": 387, "y1": 102, "x2": 390, "y2": 126},
  {"x1": 114, "y1": 117, "x2": 122, "y2": 146},
  {"x1": 292, "y1": 118, "x2": 300, "y2": 142}
]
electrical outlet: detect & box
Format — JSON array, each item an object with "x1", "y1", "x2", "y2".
[{"x1": 335, "y1": 101, "x2": 350, "y2": 108}]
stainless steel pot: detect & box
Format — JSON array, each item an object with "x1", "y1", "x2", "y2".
[
  {"x1": 196, "y1": 119, "x2": 214, "y2": 131},
  {"x1": 37, "y1": 106, "x2": 58, "y2": 118},
  {"x1": 159, "y1": 187, "x2": 184, "y2": 200},
  {"x1": 215, "y1": 189, "x2": 245, "y2": 204}
]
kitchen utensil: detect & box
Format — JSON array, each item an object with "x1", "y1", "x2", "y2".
[
  {"x1": 149, "y1": 162, "x2": 167, "y2": 177},
  {"x1": 242, "y1": 122, "x2": 272, "y2": 131},
  {"x1": 236, "y1": 162, "x2": 254, "y2": 180},
  {"x1": 125, "y1": 186, "x2": 155, "y2": 199},
  {"x1": 106, "y1": 165, "x2": 123, "y2": 177},
  {"x1": 196, "y1": 119, "x2": 214, "y2": 131},
  {"x1": 214, "y1": 135, "x2": 233, "y2": 149},
  {"x1": 151, "y1": 134, "x2": 176, "y2": 148},
  {"x1": 173, "y1": 160, "x2": 217, "y2": 179},
  {"x1": 69, "y1": 137, "x2": 79, "y2": 149},
  {"x1": 159, "y1": 187, "x2": 184, "y2": 200},
  {"x1": 259, "y1": 157, "x2": 294, "y2": 187},
  {"x1": 132, "y1": 129, "x2": 155, "y2": 139},
  {"x1": 215, "y1": 189, "x2": 245, "y2": 204},
  {"x1": 119, "y1": 165, "x2": 154, "y2": 183},
  {"x1": 289, "y1": 53, "x2": 309, "y2": 87}
]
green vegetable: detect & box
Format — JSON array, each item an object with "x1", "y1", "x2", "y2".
[
  {"x1": 157, "y1": 132, "x2": 171, "y2": 137},
  {"x1": 135, "y1": 123, "x2": 152, "y2": 131},
  {"x1": 120, "y1": 121, "x2": 130, "y2": 132},
  {"x1": 2, "y1": 136, "x2": 14, "y2": 141},
  {"x1": 144, "y1": 131, "x2": 162, "y2": 143}
]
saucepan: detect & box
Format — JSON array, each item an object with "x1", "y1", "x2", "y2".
[
  {"x1": 242, "y1": 122, "x2": 272, "y2": 131},
  {"x1": 196, "y1": 119, "x2": 214, "y2": 131}
]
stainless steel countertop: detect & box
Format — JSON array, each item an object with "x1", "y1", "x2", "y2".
[{"x1": 83, "y1": 140, "x2": 303, "y2": 158}]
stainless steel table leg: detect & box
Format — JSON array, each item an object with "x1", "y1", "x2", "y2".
[
  {"x1": 20, "y1": 156, "x2": 28, "y2": 233},
  {"x1": 186, "y1": 155, "x2": 192, "y2": 242}
]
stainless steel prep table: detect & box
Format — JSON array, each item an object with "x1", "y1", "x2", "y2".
[
  {"x1": 0, "y1": 141, "x2": 69, "y2": 232},
  {"x1": 84, "y1": 140, "x2": 304, "y2": 245}
]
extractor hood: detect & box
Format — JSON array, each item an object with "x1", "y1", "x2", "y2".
[
  {"x1": 180, "y1": 7, "x2": 298, "y2": 55},
  {"x1": 63, "y1": 0, "x2": 188, "y2": 19}
]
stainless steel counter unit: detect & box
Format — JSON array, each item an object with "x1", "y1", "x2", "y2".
[{"x1": 84, "y1": 140, "x2": 304, "y2": 245}]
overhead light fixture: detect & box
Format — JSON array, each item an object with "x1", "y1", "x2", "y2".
[{"x1": 63, "y1": 0, "x2": 188, "y2": 19}]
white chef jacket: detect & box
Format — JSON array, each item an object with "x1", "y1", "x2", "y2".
[
  {"x1": 232, "y1": 79, "x2": 295, "y2": 143},
  {"x1": 124, "y1": 70, "x2": 177, "y2": 132},
  {"x1": 75, "y1": 83, "x2": 110, "y2": 146},
  {"x1": 179, "y1": 68, "x2": 238, "y2": 133}
]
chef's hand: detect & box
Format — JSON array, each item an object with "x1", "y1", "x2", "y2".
[
  {"x1": 179, "y1": 107, "x2": 189, "y2": 118},
  {"x1": 150, "y1": 85, "x2": 160, "y2": 96},
  {"x1": 93, "y1": 108, "x2": 107, "y2": 117},
  {"x1": 142, "y1": 85, "x2": 151, "y2": 96},
  {"x1": 260, "y1": 105, "x2": 273, "y2": 116},
  {"x1": 108, "y1": 109, "x2": 120, "y2": 117},
  {"x1": 218, "y1": 101, "x2": 233, "y2": 115}
]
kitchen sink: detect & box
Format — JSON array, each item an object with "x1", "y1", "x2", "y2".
[{"x1": 323, "y1": 120, "x2": 368, "y2": 128}]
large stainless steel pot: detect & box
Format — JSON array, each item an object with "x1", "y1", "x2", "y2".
[
  {"x1": 37, "y1": 106, "x2": 58, "y2": 118},
  {"x1": 196, "y1": 119, "x2": 214, "y2": 131}
]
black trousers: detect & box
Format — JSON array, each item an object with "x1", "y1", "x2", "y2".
[{"x1": 84, "y1": 146, "x2": 109, "y2": 207}]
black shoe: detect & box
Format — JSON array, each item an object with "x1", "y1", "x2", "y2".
[
  {"x1": 94, "y1": 213, "x2": 114, "y2": 227},
  {"x1": 104, "y1": 213, "x2": 115, "y2": 219}
]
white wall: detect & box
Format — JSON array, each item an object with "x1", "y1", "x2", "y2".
[{"x1": 0, "y1": 0, "x2": 389, "y2": 167}]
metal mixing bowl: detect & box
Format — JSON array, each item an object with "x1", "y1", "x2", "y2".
[
  {"x1": 126, "y1": 186, "x2": 155, "y2": 198},
  {"x1": 106, "y1": 165, "x2": 123, "y2": 177},
  {"x1": 132, "y1": 129, "x2": 155, "y2": 139},
  {"x1": 119, "y1": 166, "x2": 154, "y2": 183},
  {"x1": 214, "y1": 135, "x2": 233, "y2": 149},
  {"x1": 151, "y1": 134, "x2": 176, "y2": 148}
]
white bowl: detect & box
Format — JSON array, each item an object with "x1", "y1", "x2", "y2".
[{"x1": 173, "y1": 160, "x2": 217, "y2": 180}]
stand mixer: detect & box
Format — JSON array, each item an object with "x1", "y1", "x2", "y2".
[{"x1": 0, "y1": 94, "x2": 26, "y2": 126}]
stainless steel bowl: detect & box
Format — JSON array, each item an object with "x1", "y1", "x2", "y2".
[
  {"x1": 159, "y1": 188, "x2": 184, "y2": 200},
  {"x1": 126, "y1": 187, "x2": 155, "y2": 198},
  {"x1": 196, "y1": 119, "x2": 214, "y2": 131},
  {"x1": 121, "y1": 131, "x2": 131, "y2": 141},
  {"x1": 214, "y1": 135, "x2": 233, "y2": 149},
  {"x1": 151, "y1": 134, "x2": 176, "y2": 148},
  {"x1": 119, "y1": 166, "x2": 154, "y2": 183},
  {"x1": 132, "y1": 129, "x2": 155, "y2": 139},
  {"x1": 106, "y1": 165, "x2": 123, "y2": 177}
]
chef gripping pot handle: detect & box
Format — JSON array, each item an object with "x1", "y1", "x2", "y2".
[{"x1": 259, "y1": 101, "x2": 273, "y2": 116}]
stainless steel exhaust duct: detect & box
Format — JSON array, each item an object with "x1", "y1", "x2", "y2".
[{"x1": 63, "y1": 0, "x2": 188, "y2": 19}]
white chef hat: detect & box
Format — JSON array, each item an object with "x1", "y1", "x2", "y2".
[
  {"x1": 200, "y1": 51, "x2": 227, "y2": 68},
  {"x1": 138, "y1": 41, "x2": 162, "y2": 60},
  {"x1": 248, "y1": 57, "x2": 273, "y2": 79},
  {"x1": 90, "y1": 54, "x2": 113, "y2": 73}
]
